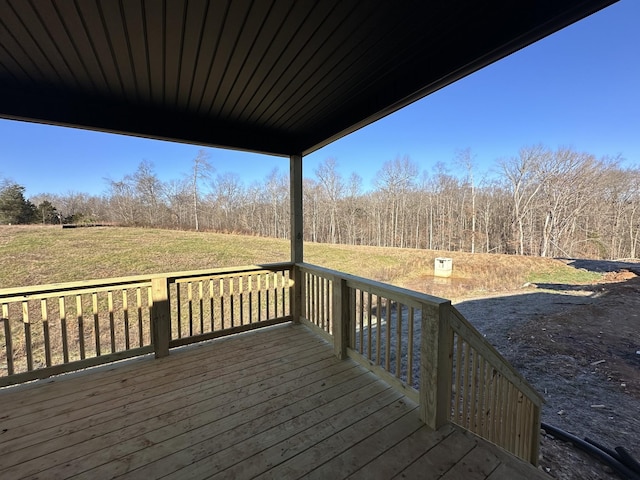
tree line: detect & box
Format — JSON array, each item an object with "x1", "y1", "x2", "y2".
[{"x1": 2, "y1": 145, "x2": 639, "y2": 260}]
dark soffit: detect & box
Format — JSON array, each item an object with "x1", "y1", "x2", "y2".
[{"x1": 0, "y1": 0, "x2": 617, "y2": 157}]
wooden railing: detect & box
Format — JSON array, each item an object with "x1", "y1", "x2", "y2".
[
  {"x1": 447, "y1": 306, "x2": 543, "y2": 463},
  {"x1": 166, "y1": 264, "x2": 292, "y2": 348},
  {"x1": 0, "y1": 264, "x2": 292, "y2": 387},
  {"x1": 0, "y1": 261, "x2": 542, "y2": 464},
  {"x1": 296, "y1": 263, "x2": 544, "y2": 465}
]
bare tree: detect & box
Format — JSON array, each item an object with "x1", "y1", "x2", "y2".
[
  {"x1": 208, "y1": 172, "x2": 244, "y2": 231},
  {"x1": 456, "y1": 148, "x2": 477, "y2": 253},
  {"x1": 375, "y1": 156, "x2": 418, "y2": 248},
  {"x1": 190, "y1": 150, "x2": 214, "y2": 231},
  {"x1": 133, "y1": 160, "x2": 165, "y2": 226},
  {"x1": 500, "y1": 145, "x2": 550, "y2": 255},
  {"x1": 344, "y1": 173, "x2": 363, "y2": 245},
  {"x1": 264, "y1": 168, "x2": 289, "y2": 238},
  {"x1": 315, "y1": 158, "x2": 344, "y2": 244}
]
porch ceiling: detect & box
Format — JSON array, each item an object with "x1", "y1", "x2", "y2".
[{"x1": 0, "y1": 0, "x2": 616, "y2": 157}]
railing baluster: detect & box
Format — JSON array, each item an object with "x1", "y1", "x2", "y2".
[
  {"x1": 520, "y1": 399, "x2": 528, "y2": 458},
  {"x1": 318, "y1": 275, "x2": 324, "y2": 330},
  {"x1": 332, "y1": 277, "x2": 349, "y2": 359},
  {"x1": 264, "y1": 273, "x2": 269, "y2": 321},
  {"x1": 385, "y1": 298, "x2": 391, "y2": 373},
  {"x1": 209, "y1": 278, "x2": 216, "y2": 332},
  {"x1": 248, "y1": 275, "x2": 253, "y2": 324},
  {"x1": 357, "y1": 289, "x2": 363, "y2": 353},
  {"x1": 59, "y1": 296, "x2": 69, "y2": 363},
  {"x1": 395, "y1": 301, "x2": 402, "y2": 378},
  {"x1": 219, "y1": 278, "x2": 225, "y2": 329},
  {"x1": 272, "y1": 273, "x2": 277, "y2": 318},
  {"x1": 230, "y1": 277, "x2": 235, "y2": 328},
  {"x1": 454, "y1": 334, "x2": 463, "y2": 424},
  {"x1": 319, "y1": 275, "x2": 323, "y2": 329},
  {"x1": 492, "y1": 369, "x2": 500, "y2": 443},
  {"x1": 76, "y1": 294, "x2": 86, "y2": 359},
  {"x1": 303, "y1": 272, "x2": 307, "y2": 320},
  {"x1": 136, "y1": 288, "x2": 143, "y2": 347},
  {"x1": 107, "y1": 291, "x2": 115, "y2": 353},
  {"x1": 511, "y1": 383, "x2": 519, "y2": 452},
  {"x1": 515, "y1": 391, "x2": 524, "y2": 456},
  {"x1": 308, "y1": 273, "x2": 313, "y2": 324},
  {"x1": 407, "y1": 306, "x2": 414, "y2": 387},
  {"x1": 490, "y1": 365, "x2": 499, "y2": 440},
  {"x1": 470, "y1": 346, "x2": 478, "y2": 431},
  {"x1": 22, "y1": 301, "x2": 33, "y2": 371},
  {"x1": 280, "y1": 270, "x2": 289, "y2": 317},
  {"x1": 122, "y1": 290, "x2": 129, "y2": 351},
  {"x1": 176, "y1": 283, "x2": 182, "y2": 339},
  {"x1": 499, "y1": 375, "x2": 508, "y2": 445},
  {"x1": 239, "y1": 276, "x2": 244, "y2": 326},
  {"x1": 92, "y1": 292, "x2": 101, "y2": 355},
  {"x1": 504, "y1": 382, "x2": 514, "y2": 451},
  {"x1": 315, "y1": 273, "x2": 318, "y2": 326},
  {"x1": 147, "y1": 285, "x2": 154, "y2": 343},
  {"x1": 187, "y1": 282, "x2": 193, "y2": 337},
  {"x1": 257, "y1": 274, "x2": 261, "y2": 323},
  {"x1": 367, "y1": 292, "x2": 372, "y2": 361},
  {"x1": 329, "y1": 280, "x2": 334, "y2": 334},
  {"x1": 375, "y1": 295, "x2": 381, "y2": 366},
  {"x1": 461, "y1": 340, "x2": 470, "y2": 428},
  {"x1": 272, "y1": 272, "x2": 277, "y2": 318},
  {"x1": 305, "y1": 272, "x2": 310, "y2": 321},
  {"x1": 198, "y1": 281, "x2": 204, "y2": 334},
  {"x1": 477, "y1": 356, "x2": 486, "y2": 436},
  {"x1": 2, "y1": 303, "x2": 13, "y2": 375},
  {"x1": 314, "y1": 274, "x2": 319, "y2": 327},
  {"x1": 41, "y1": 299, "x2": 51, "y2": 367}
]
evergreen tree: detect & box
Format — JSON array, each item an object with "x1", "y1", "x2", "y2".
[
  {"x1": 37, "y1": 200, "x2": 59, "y2": 224},
  {"x1": 0, "y1": 183, "x2": 37, "y2": 224}
]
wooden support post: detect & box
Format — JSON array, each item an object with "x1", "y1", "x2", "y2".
[
  {"x1": 151, "y1": 276, "x2": 171, "y2": 358},
  {"x1": 290, "y1": 154, "x2": 303, "y2": 323},
  {"x1": 332, "y1": 277, "x2": 350, "y2": 359},
  {"x1": 290, "y1": 265, "x2": 303, "y2": 323},
  {"x1": 420, "y1": 301, "x2": 453, "y2": 430}
]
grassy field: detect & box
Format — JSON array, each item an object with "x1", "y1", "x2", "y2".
[{"x1": 0, "y1": 225, "x2": 602, "y2": 300}]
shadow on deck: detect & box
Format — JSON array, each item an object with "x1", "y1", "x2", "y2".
[{"x1": 0, "y1": 323, "x2": 547, "y2": 479}]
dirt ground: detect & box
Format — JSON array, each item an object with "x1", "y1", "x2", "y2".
[{"x1": 454, "y1": 259, "x2": 640, "y2": 480}]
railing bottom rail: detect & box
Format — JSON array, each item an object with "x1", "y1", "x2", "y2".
[
  {"x1": 169, "y1": 316, "x2": 292, "y2": 348},
  {"x1": 0, "y1": 346, "x2": 154, "y2": 388}
]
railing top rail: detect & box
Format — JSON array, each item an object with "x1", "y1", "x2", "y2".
[
  {"x1": 0, "y1": 262, "x2": 294, "y2": 300},
  {"x1": 0, "y1": 277, "x2": 155, "y2": 300},
  {"x1": 297, "y1": 262, "x2": 450, "y2": 308},
  {"x1": 449, "y1": 305, "x2": 545, "y2": 406},
  {"x1": 0, "y1": 281, "x2": 154, "y2": 303},
  {"x1": 169, "y1": 262, "x2": 293, "y2": 283}
]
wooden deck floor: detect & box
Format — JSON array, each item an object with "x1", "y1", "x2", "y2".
[{"x1": 0, "y1": 323, "x2": 549, "y2": 480}]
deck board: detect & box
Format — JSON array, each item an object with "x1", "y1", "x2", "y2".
[{"x1": 0, "y1": 323, "x2": 549, "y2": 479}]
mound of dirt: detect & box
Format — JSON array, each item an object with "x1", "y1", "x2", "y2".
[{"x1": 601, "y1": 269, "x2": 636, "y2": 282}]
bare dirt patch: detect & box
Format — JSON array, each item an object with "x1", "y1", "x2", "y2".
[{"x1": 452, "y1": 260, "x2": 640, "y2": 479}]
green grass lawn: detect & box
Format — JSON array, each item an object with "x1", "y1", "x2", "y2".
[{"x1": 0, "y1": 225, "x2": 602, "y2": 299}]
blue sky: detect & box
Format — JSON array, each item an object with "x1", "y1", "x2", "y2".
[{"x1": 0, "y1": 0, "x2": 638, "y2": 197}]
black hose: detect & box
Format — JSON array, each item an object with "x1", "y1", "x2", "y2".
[
  {"x1": 585, "y1": 437, "x2": 624, "y2": 463},
  {"x1": 541, "y1": 422, "x2": 640, "y2": 480},
  {"x1": 616, "y1": 447, "x2": 640, "y2": 475}
]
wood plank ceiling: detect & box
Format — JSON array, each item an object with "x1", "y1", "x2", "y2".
[{"x1": 0, "y1": 0, "x2": 617, "y2": 157}]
